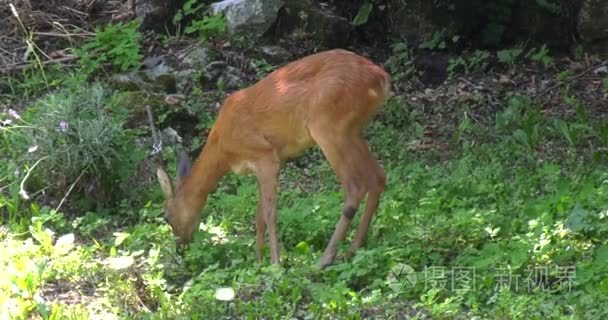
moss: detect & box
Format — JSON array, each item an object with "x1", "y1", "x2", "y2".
[
  {"x1": 108, "y1": 67, "x2": 177, "y2": 94},
  {"x1": 115, "y1": 91, "x2": 167, "y2": 129}
]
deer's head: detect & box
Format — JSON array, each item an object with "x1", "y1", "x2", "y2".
[{"x1": 156, "y1": 152, "x2": 199, "y2": 246}]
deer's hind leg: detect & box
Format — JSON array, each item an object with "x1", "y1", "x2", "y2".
[
  {"x1": 254, "y1": 200, "x2": 266, "y2": 261},
  {"x1": 309, "y1": 123, "x2": 370, "y2": 268},
  {"x1": 348, "y1": 137, "x2": 386, "y2": 255}
]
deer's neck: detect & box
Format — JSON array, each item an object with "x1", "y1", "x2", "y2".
[{"x1": 177, "y1": 140, "x2": 229, "y2": 212}]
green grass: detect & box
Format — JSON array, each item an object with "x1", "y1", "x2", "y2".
[
  {"x1": 2, "y1": 103, "x2": 608, "y2": 319},
  {"x1": 2, "y1": 44, "x2": 608, "y2": 318}
]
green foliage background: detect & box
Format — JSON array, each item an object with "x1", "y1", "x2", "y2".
[{"x1": 1, "y1": 0, "x2": 608, "y2": 319}]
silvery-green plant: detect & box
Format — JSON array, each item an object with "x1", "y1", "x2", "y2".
[{"x1": 5, "y1": 83, "x2": 139, "y2": 205}]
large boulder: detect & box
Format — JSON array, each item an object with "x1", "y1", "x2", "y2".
[
  {"x1": 365, "y1": 0, "x2": 581, "y2": 49},
  {"x1": 273, "y1": 0, "x2": 352, "y2": 48},
  {"x1": 578, "y1": 0, "x2": 608, "y2": 43},
  {"x1": 577, "y1": 0, "x2": 608, "y2": 55},
  {"x1": 386, "y1": 0, "x2": 436, "y2": 46},
  {"x1": 510, "y1": 1, "x2": 575, "y2": 49},
  {"x1": 210, "y1": 0, "x2": 284, "y2": 37}
]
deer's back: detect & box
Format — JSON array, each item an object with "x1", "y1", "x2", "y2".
[{"x1": 212, "y1": 49, "x2": 391, "y2": 165}]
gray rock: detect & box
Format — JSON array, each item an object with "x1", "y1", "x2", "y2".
[
  {"x1": 134, "y1": 0, "x2": 179, "y2": 32},
  {"x1": 211, "y1": 0, "x2": 284, "y2": 36},
  {"x1": 179, "y1": 46, "x2": 212, "y2": 68},
  {"x1": 109, "y1": 56, "x2": 177, "y2": 93},
  {"x1": 201, "y1": 61, "x2": 245, "y2": 90},
  {"x1": 275, "y1": 0, "x2": 351, "y2": 48},
  {"x1": 141, "y1": 57, "x2": 177, "y2": 93},
  {"x1": 594, "y1": 66, "x2": 608, "y2": 75},
  {"x1": 257, "y1": 45, "x2": 292, "y2": 64},
  {"x1": 175, "y1": 44, "x2": 223, "y2": 69},
  {"x1": 173, "y1": 46, "x2": 217, "y2": 92},
  {"x1": 175, "y1": 69, "x2": 199, "y2": 93},
  {"x1": 142, "y1": 57, "x2": 171, "y2": 78},
  {"x1": 109, "y1": 73, "x2": 146, "y2": 92},
  {"x1": 162, "y1": 127, "x2": 184, "y2": 146}
]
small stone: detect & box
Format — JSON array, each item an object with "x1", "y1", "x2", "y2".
[
  {"x1": 179, "y1": 46, "x2": 212, "y2": 68},
  {"x1": 257, "y1": 45, "x2": 292, "y2": 64},
  {"x1": 164, "y1": 94, "x2": 185, "y2": 105},
  {"x1": 593, "y1": 66, "x2": 608, "y2": 75},
  {"x1": 201, "y1": 61, "x2": 245, "y2": 90}
]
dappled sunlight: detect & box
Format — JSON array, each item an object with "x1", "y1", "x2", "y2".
[
  {"x1": 275, "y1": 78, "x2": 290, "y2": 95},
  {"x1": 2, "y1": 0, "x2": 608, "y2": 317},
  {"x1": 199, "y1": 222, "x2": 229, "y2": 245}
]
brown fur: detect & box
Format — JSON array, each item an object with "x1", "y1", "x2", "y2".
[{"x1": 157, "y1": 49, "x2": 391, "y2": 268}]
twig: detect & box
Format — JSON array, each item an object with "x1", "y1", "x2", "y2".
[
  {"x1": 60, "y1": 6, "x2": 88, "y2": 17},
  {"x1": 0, "y1": 56, "x2": 78, "y2": 74},
  {"x1": 54, "y1": 168, "x2": 87, "y2": 213},
  {"x1": 145, "y1": 105, "x2": 163, "y2": 155},
  {"x1": 26, "y1": 186, "x2": 49, "y2": 199},
  {"x1": 0, "y1": 181, "x2": 17, "y2": 193},
  {"x1": 19, "y1": 156, "x2": 49, "y2": 200},
  {"x1": 533, "y1": 62, "x2": 608, "y2": 102},
  {"x1": 32, "y1": 31, "x2": 94, "y2": 38}
]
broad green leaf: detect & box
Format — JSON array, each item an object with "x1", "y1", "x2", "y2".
[
  {"x1": 113, "y1": 232, "x2": 130, "y2": 247},
  {"x1": 353, "y1": 2, "x2": 373, "y2": 26},
  {"x1": 107, "y1": 256, "x2": 134, "y2": 269},
  {"x1": 594, "y1": 244, "x2": 608, "y2": 264},
  {"x1": 295, "y1": 241, "x2": 310, "y2": 254}
]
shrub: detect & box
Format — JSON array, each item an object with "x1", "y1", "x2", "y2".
[
  {"x1": 3, "y1": 83, "x2": 144, "y2": 208},
  {"x1": 173, "y1": 0, "x2": 227, "y2": 43},
  {"x1": 77, "y1": 20, "x2": 142, "y2": 74}
]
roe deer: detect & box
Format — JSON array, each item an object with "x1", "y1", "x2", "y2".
[{"x1": 157, "y1": 49, "x2": 391, "y2": 268}]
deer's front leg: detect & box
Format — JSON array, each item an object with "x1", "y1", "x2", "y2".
[
  {"x1": 255, "y1": 200, "x2": 266, "y2": 261},
  {"x1": 255, "y1": 158, "x2": 281, "y2": 265}
]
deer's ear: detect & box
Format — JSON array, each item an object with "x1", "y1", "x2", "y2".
[
  {"x1": 156, "y1": 168, "x2": 174, "y2": 198},
  {"x1": 177, "y1": 150, "x2": 192, "y2": 180}
]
